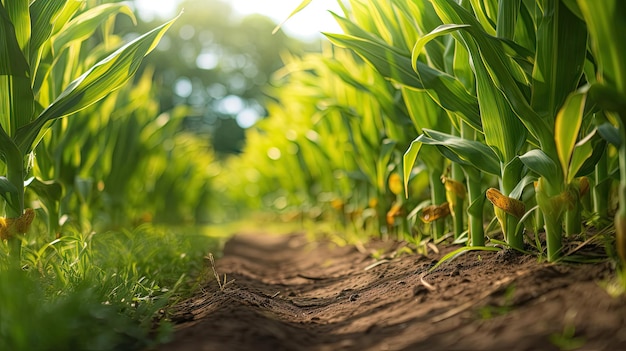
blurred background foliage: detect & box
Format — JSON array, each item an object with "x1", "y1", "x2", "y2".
[{"x1": 129, "y1": 0, "x2": 318, "y2": 155}]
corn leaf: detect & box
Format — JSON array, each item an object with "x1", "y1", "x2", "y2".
[
  {"x1": 0, "y1": 3, "x2": 34, "y2": 136},
  {"x1": 555, "y1": 91, "x2": 586, "y2": 181},
  {"x1": 430, "y1": 0, "x2": 553, "y2": 146},
  {"x1": 411, "y1": 24, "x2": 469, "y2": 72},
  {"x1": 531, "y1": 1, "x2": 587, "y2": 119},
  {"x1": 4, "y1": 0, "x2": 30, "y2": 54},
  {"x1": 272, "y1": 0, "x2": 312, "y2": 34},
  {"x1": 52, "y1": 3, "x2": 136, "y2": 56},
  {"x1": 568, "y1": 131, "x2": 594, "y2": 182},
  {"x1": 0, "y1": 176, "x2": 19, "y2": 211},
  {"x1": 14, "y1": 12, "x2": 181, "y2": 154},
  {"x1": 403, "y1": 139, "x2": 423, "y2": 197},
  {"x1": 419, "y1": 129, "x2": 500, "y2": 176},
  {"x1": 377, "y1": 139, "x2": 397, "y2": 192},
  {"x1": 597, "y1": 122, "x2": 621, "y2": 147},
  {"x1": 325, "y1": 32, "x2": 482, "y2": 131},
  {"x1": 578, "y1": 0, "x2": 626, "y2": 97},
  {"x1": 496, "y1": 0, "x2": 520, "y2": 40},
  {"x1": 519, "y1": 149, "x2": 559, "y2": 182},
  {"x1": 29, "y1": 0, "x2": 68, "y2": 62}
]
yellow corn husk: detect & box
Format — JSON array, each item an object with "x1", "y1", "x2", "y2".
[
  {"x1": 386, "y1": 202, "x2": 403, "y2": 226},
  {"x1": 486, "y1": 188, "x2": 525, "y2": 218},
  {"x1": 443, "y1": 177, "x2": 467, "y2": 199},
  {"x1": 0, "y1": 208, "x2": 36, "y2": 240},
  {"x1": 388, "y1": 173, "x2": 403, "y2": 196},
  {"x1": 421, "y1": 202, "x2": 450, "y2": 223}
]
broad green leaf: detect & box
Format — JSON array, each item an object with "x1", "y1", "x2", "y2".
[
  {"x1": 519, "y1": 149, "x2": 559, "y2": 182},
  {"x1": 469, "y1": 0, "x2": 497, "y2": 35},
  {"x1": 420, "y1": 129, "x2": 500, "y2": 175},
  {"x1": 273, "y1": 0, "x2": 312, "y2": 34},
  {"x1": 555, "y1": 91, "x2": 586, "y2": 181},
  {"x1": 531, "y1": 1, "x2": 587, "y2": 119},
  {"x1": 24, "y1": 177, "x2": 63, "y2": 205},
  {"x1": 14, "y1": 12, "x2": 181, "y2": 154},
  {"x1": 0, "y1": 176, "x2": 19, "y2": 211},
  {"x1": 325, "y1": 31, "x2": 482, "y2": 131},
  {"x1": 401, "y1": 86, "x2": 448, "y2": 134},
  {"x1": 4, "y1": 0, "x2": 30, "y2": 54},
  {"x1": 568, "y1": 131, "x2": 594, "y2": 182},
  {"x1": 496, "y1": 0, "x2": 521, "y2": 40},
  {"x1": 29, "y1": 0, "x2": 68, "y2": 61},
  {"x1": 578, "y1": 0, "x2": 626, "y2": 97},
  {"x1": 411, "y1": 23, "x2": 469, "y2": 72},
  {"x1": 403, "y1": 139, "x2": 423, "y2": 197},
  {"x1": 0, "y1": 4, "x2": 34, "y2": 136},
  {"x1": 52, "y1": 3, "x2": 137, "y2": 56},
  {"x1": 597, "y1": 122, "x2": 621, "y2": 147},
  {"x1": 377, "y1": 139, "x2": 397, "y2": 191},
  {"x1": 430, "y1": 0, "x2": 553, "y2": 147}
]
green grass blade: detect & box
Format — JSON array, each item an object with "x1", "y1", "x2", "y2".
[{"x1": 429, "y1": 246, "x2": 501, "y2": 273}]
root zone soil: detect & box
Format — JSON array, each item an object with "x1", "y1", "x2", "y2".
[{"x1": 155, "y1": 233, "x2": 626, "y2": 351}]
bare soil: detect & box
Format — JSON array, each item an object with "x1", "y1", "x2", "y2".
[{"x1": 155, "y1": 232, "x2": 626, "y2": 351}]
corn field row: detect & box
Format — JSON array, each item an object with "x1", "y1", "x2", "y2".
[{"x1": 221, "y1": 0, "x2": 626, "y2": 263}]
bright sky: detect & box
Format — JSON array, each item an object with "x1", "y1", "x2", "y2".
[{"x1": 133, "y1": 0, "x2": 344, "y2": 40}]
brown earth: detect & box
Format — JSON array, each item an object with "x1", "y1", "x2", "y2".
[{"x1": 155, "y1": 232, "x2": 626, "y2": 351}]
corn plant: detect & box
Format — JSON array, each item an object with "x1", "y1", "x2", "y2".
[
  {"x1": 576, "y1": 0, "x2": 626, "y2": 264},
  {"x1": 0, "y1": 1, "x2": 178, "y2": 264}
]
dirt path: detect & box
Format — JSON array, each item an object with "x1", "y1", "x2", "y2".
[{"x1": 156, "y1": 233, "x2": 626, "y2": 351}]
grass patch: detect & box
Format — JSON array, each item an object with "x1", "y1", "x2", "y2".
[{"x1": 0, "y1": 224, "x2": 221, "y2": 350}]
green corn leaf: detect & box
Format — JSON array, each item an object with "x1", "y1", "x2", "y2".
[
  {"x1": 555, "y1": 91, "x2": 586, "y2": 181},
  {"x1": 403, "y1": 138, "x2": 423, "y2": 197},
  {"x1": 24, "y1": 177, "x2": 63, "y2": 206},
  {"x1": 4, "y1": 0, "x2": 30, "y2": 54},
  {"x1": 377, "y1": 139, "x2": 397, "y2": 192},
  {"x1": 272, "y1": 0, "x2": 312, "y2": 34},
  {"x1": 420, "y1": 129, "x2": 500, "y2": 175},
  {"x1": 52, "y1": 3, "x2": 137, "y2": 56},
  {"x1": 469, "y1": 0, "x2": 497, "y2": 35},
  {"x1": 401, "y1": 86, "x2": 448, "y2": 134},
  {"x1": 14, "y1": 12, "x2": 181, "y2": 154},
  {"x1": 496, "y1": 0, "x2": 521, "y2": 40},
  {"x1": 531, "y1": 1, "x2": 587, "y2": 120},
  {"x1": 578, "y1": 0, "x2": 626, "y2": 98},
  {"x1": 0, "y1": 3, "x2": 34, "y2": 136},
  {"x1": 411, "y1": 23, "x2": 469, "y2": 72},
  {"x1": 0, "y1": 176, "x2": 19, "y2": 211},
  {"x1": 429, "y1": 0, "x2": 553, "y2": 146},
  {"x1": 325, "y1": 32, "x2": 482, "y2": 131},
  {"x1": 568, "y1": 131, "x2": 594, "y2": 182},
  {"x1": 597, "y1": 122, "x2": 621, "y2": 147},
  {"x1": 519, "y1": 149, "x2": 559, "y2": 182},
  {"x1": 29, "y1": 0, "x2": 68, "y2": 63}
]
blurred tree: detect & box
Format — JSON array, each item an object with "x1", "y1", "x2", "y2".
[{"x1": 128, "y1": 0, "x2": 316, "y2": 154}]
